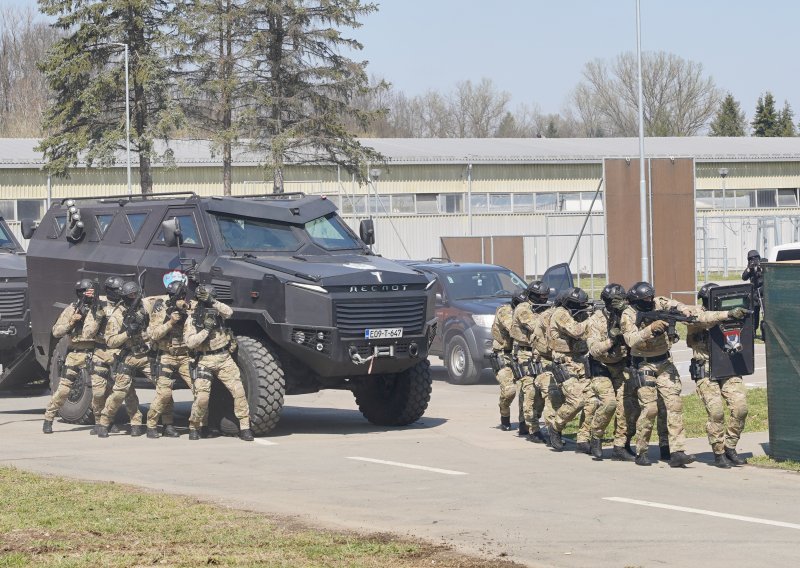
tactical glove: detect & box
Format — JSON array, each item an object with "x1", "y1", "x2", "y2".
[
  {"x1": 728, "y1": 307, "x2": 748, "y2": 320},
  {"x1": 650, "y1": 320, "x2": 669, "y2": 336}
]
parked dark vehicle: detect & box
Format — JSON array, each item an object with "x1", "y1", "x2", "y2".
[
  {"x1": 0, "y1": 216, "x2": 43, "y2": 391},
  {"x1": 21, "y1": 193, "x2": 437, "y2": 435},
  {"x1": 403, "y1": 260, "x2": 573, "y2": 385}
]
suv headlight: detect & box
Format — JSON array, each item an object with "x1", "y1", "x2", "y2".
[{"x1": 471, "y1": 314, "x2": 495, "y2": 328}]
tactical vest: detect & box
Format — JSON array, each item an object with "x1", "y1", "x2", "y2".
[
  {"x1": 532, "y1": 307, "x2": 555, "y2": 360},
  {"x1": 548, "y1": 307, "x2": 588, "y2": 356},
  {"x1": 151, "y1": 298, "x2": 189, "y2": 352},
  {"x1": 491, "y1": 304, "x2": 514, "y2": 351}
]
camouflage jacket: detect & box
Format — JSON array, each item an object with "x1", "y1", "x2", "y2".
[
  {"x1": 106, "y1": 300, "x2": 150, "y2": 352},
  {"x1": 184, "y1": 299, "x2": 234, "y2": 351},
  {"x1": 548, "y1": 306, "x2": 589, "y2": 356},
  {"x1": 532, "y1": 306, "x2": 555, "y2": 360},
  {"x1": 511, "y1": 302, "x2": 536, "y2": 347},
  {"x1": 147, "y1": 295, "x2": 190, "y2": 353},
  {"x1": 685, "y1": 307, "x2": 732, "y2": 364},
  {"x1": 586, "y1": 308, "x2": 628, "y2": 365},
  {"x1": 52, "y1": 301, "x2": 102, "y2": 349},
  {"x1": 621, "y1": 296, "x2": 687, "y2": 358},
  {"x1": 491, "y1": 303, "x2": 514, "y2": 352}
]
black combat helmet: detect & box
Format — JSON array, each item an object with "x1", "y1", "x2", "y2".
[
  {"x1": 104, "y1": 276, "x2": 125, "y2": 302},
  {"x1": 747, "y1": 249, "x2": 760, "y2": 260},
  {"x1": 166, "y1": 280, "x2": 187, "y2": 300},
  {"x1": 600, "y1": 283, "x2": 626, "y2": 309},
  {"x1": 75, "y1": 278, "x2": 94, "y2": 300},
  {"x1": 697, "y1": 282, "x2": 719, "y2": 308},
  {"x1": 627, "y1": 281, "x2": 656, "y2": 311},
  {"x1": 561, "y1": 287, "x2": 589, "y2": 313},
  {"x1": 526, "y1": 280, "x2": 550, "y2": 304},
  {"x1": 511, "y1": 291, "x2": 526, "y2": 309},
  {"x1": 121, "y1": 281, "x2": 141, "y2": 305}
]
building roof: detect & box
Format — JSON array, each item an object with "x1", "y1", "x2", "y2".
[{"x1": 3, "y1": 136, "x2": 800, "y2": 169}]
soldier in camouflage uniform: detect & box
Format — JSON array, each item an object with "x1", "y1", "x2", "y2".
[
  {"x1": 585, "y1": 284, "x2": 635, "y2": 461},
  {"x1": 95, "y1": 281, "x2": 151, "y2": 438},
  {"x1": 184, "y1": 284, "x2": 253, "y2": 441},
  {"x1": 511, "y1": 282, "x2": 548, "y2": 439},
  {"x1": 144, "y1": 279, "x2": 195, "y2": 439},
  {"x1": 687, "y1": 283, "x2": 749, "y2": 468},
  {"x1": 43, "y1": 279, "x2": 102, "y2": 433},
  {"x1": 491, "y1": 293, "x2": 523, "y2": 431},
  {"x1": 90, "y1": 277, "x2": 143, "y2": 435},
  {"x1": 518, "y1": 281, "x2": 551, "y2": 443},
  {"x1": 547, "y1": 287, "x2": 593, "y2": 451},
  {"x1": 530, "y1": 300, "x2": 563, "y2": 441},
  {"x1": 621, "y1": 281, "x2": 695, "y2": 468}
]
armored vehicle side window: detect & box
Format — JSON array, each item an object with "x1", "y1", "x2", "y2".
[
  {"x1": 95, "y1": 214, "x2": 114, "y2": 236},
  {"x1": 125, "y1": 213, "x2": 148, "y2": 238},
  {"x1": 0, "y1": 224, "x2": 13, "y2": 247},
  {"x1": 212, "y1": 213, "x2": 301, "y2": 252},
  {"x1": 155, "y1": 214, "x2": 201, "y2": 246},
  {"x1": 305, "y1": 214, "x2": 360, "y2": 250}
]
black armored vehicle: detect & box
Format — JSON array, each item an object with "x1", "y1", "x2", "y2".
[
  {"x1": 0, "y1": 216, "x2": 42, "y2": 390},
  {"x1": 23, "y1": 192, "x2": 437, "y2": 435}
]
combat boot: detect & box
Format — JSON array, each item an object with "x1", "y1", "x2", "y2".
[
  {"x1": 43, "y1": 420, "x2": 53, "y2": 434},
  {"x1": 146, "y1": 428, "x2": 159, "y2": 439},
  {"x1": 89, "y1": 426, "x2": 97, "y2": 435},
  {"x1": 668, "y1": 451, "x2": 696, "y2": 468},
  {"x1": 590, "y1": 437, "x2": 603, "y2": 460},
  {"x1": 624, "y1": 435, "x2": 636, "y2": 456},
  {"x1": 500, "y1": 416, "x2": 512, "y2": 431},
  {"x1": 200, "y1": 426, "x2": 216, "y2": 438},
  {"x1": 163, "y1": 425, "x2": 179, "y2": 438},
  {"x1": 548, "y1": 428, "x2": 564, "y2": 451},
  {"x1": 574, "y1": 441, "x2": 591, "y2": 455},
  {"x1": 188, "y1": 430, "x2": 200, "y2": 441},
  {"x1": 713, "y1": 453, "x2": 732, "y2": 469},
  {"x1": 95, "y1": 425, "x2": 109, "y2": 438},
  {"x1": 239, "y1": 429, "x2": 255, "y2": 442},
  {"x1": 660, "y1": 445, "x2": 671, "y2": 461},
  {"x1": 130, "y1": 424, "x2": 146, "y2": 437},
  {"x1": 526, "y1": 431, "x2": 546, "y2": 444},
  {"x1": 635, "y1": 451, "x2": 651, "y2": 466},
  {"x1": 612, "y1": 446, "x2": 636, "y2": 462},
  {"x1": 725, "y1": 447, "x2": 747, "y2": 465},
  {"x1": 517, "y1": 423, "x2": 529, "y2": 437},
  {"x1": 110, "y1": 424, "x2": 121, "y2": 434}
]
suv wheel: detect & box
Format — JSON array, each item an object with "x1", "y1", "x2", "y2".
[
  {"x1": 50, "y1": 337, "x2": 94, "y2": 424},
  {"x1": 353, "y1": 359, "x2": 432, "y2": 426},
  {"x1": 211, "y1": 334, "x2": 285, "y2": 436},
  {"x1": 445, "y1": 335, "x2": 480, "y2": 385}
]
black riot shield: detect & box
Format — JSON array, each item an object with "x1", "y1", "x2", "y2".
[{"x1": 708, "y1": 283, "x2": 755, "y2": 379}]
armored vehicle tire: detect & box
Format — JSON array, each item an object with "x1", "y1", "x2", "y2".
[
  {"x1": 49, "y1": 337, "x2": 94, "y2": 424},
  {"x1": 353, "y1": 359, "x2": 432, "y2": 426},
  {"x1": 445, "y1": 335, "x2": 480, "y2": 385},
  {"x1": 210, "y1": 335, "x2": 285, "y2": 436}
]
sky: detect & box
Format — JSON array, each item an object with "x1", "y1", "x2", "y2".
[{"x1": 11, "y1": 0, "x2": 800, "y2": 121}]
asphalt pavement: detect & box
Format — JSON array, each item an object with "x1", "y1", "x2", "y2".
[{"x1": 1, "y1": 346, "x2": 794, "y2": 568}]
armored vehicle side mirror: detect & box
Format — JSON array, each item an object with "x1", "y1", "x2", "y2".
[
  {"x1": 21, "y1": 218, "x2": 39, "y2": 240},
  {"x1": 359, "y1": 219, "x2": 375, "y2": 245},
  {"x1": 162, "y1": 218, "x2": 182, "y2": 247}
]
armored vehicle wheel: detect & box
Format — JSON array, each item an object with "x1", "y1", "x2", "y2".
[
  {"x1": 49, "y1": 337, "x2": 93, "y2": 424},
  {"x1": 210, "y1": 335, "x2": 285, "y2": 436},
  {"x1": 445, "y1": 335, "x2": 480, "y2": 385},
  {"x1": 353, "y1": 359, "x2": 432, "y2": 426}
]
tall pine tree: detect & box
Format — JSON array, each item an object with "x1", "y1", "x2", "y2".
[
  {"x1": 777, "y1": 100, "x2": 796, "y2": 137},
  {"x1": 37, "y1": 0, "x2": 180, "y2": 193},
  {"x1": 709, "y1": 93, "x2": 747, "y2": 136},
  {"x1": 242, "y1": 0, "x2": 384, "y2": 193},
  {"x1": 751, "y1": 92, "x2": 778, "y2": 137}
]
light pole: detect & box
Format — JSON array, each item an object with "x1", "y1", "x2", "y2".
[
  {"x1": 107, "y1": 42, "x2": 132, "y2": 195},
  {"x1": 719, "y1": 168, "x2": 729, "y2": 277},
  {"x1": 467, "y1": 161, "x2": 473, "y2": 236},
  {"x1": 369, "y1": 168, "x2": 381, "y2": 223},
  {"x1": 635, "y1": 0, "x2": 649, "y2": 282}
]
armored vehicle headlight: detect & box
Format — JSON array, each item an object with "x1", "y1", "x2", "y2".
[{"x1": 471, "y1": 314, "x2": 495, "y2": 328}]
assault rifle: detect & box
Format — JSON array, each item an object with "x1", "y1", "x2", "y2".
[
  {"x1": 192, "y1": 285, "x2": 219, "y2": 330},
  {"x1": 635, "y1": 307, "x2": 697, "y2": 342},
  {"x1": 122, "y1": 295, "x2": 149, "y2": 354}
]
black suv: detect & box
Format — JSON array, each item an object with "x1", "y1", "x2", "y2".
[{"x1": 405, "y1": 260, "x2": 574, "y2": 384}]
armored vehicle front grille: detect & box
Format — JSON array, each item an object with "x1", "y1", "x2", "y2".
[
  {"x1": 335, "y1": 299, "x2": 426, "y2": 337},
  {"x1": 0, "y1": 288, "x2": 26, "y2": 319}
]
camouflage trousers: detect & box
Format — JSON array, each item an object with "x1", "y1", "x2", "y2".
[
  {"x1": 192, "y1": 351, "x2": 250, "y2": 431},
  {"x1": 533, "y1": 366, "x2": 563, "y2": 431},
  {"x1": 495, "y1": 353, "x2": 522, "y2": 421},
  {"x1": 580, "y1": 363, "x2": 638, "y2": 446},
  {"x1": 91, "y1": 348, "x2": 142, "y2": 426},
  {"x1": 44, "y1": 350, "x2": 89, "y2": 421},
  {"x1": 147, "y1": 352, "x2": 194, "y2": 429},
  {"x1": 581, "y1": 375, "x2": 617, "y2": 440},
  {"x1": 550, "y1": 355, "x2": 589, "y2": 435},
  {"x1": 695, "y1": 375, "x2": 748, "y2": 454},
  {"x1": 98, "y1": 352, "x2": 150, "y2": 428},
  {"x1": 634, "y1": 359, "x2": 686, "y2": 454},
  {"x1": 515, "y1": 348, "x2": 535, "y2": 430}
]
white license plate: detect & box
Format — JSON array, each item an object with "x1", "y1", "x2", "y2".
[{"x1": 365, "y1": 327, "x2": 403, "y2": 339}]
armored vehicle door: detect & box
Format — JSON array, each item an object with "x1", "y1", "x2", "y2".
[
  {"x1": 138, "y1": 206, "x2": 210, "y2": 294},
  {"x1": 541, "y1": 263, "x2": 574, "y2": 301},
  {"x1": 708, "y1": 283, "x2": 755, "y2": 379}
]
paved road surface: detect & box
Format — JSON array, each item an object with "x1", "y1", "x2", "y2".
[{"x1": 1, "y1": 347, "x2": 792, "y2": 568}]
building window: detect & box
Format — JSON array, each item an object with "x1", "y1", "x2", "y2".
[
  {"x1": 729, "y1": 190, "x2": 755, "y2": 208},
  {"x1": 341, "y1": 195, "x2": 366, "y2": 215},
  {"x1": 778, "y1": 188, "x2": 799, "y2": 207},
  {"x1": 0, "y1": 201, "x2": 14, "y2": 220},
  {"x1": 756, "y1": 189, "x2": 777, "y2": 208},
  {"x1": 535, "y1": 193, "x2": 558, "y2": 211},
  {"x1": 439, "y1": 194, "x2": 463, "y2": 214},
  {"x1": 391, "y1": 194, "x2": 415, "y2": 214},
  {"x1": 367, "y1": 195, "x2": 390, "y2": 214},
  {"x1": 513, "y1": 193, "x2": 534, "y2": 212},
  {"x1": 560, "y1": 192, "x2": 583, "y2": 212},
  {"x1": 469, "y1": 194, "x2": 488, "y2": 213},
  {"x1": 696, "y1": 190, "x2": 715, "y2": 209},
  {"x1": 416, "y1": 194, "x2": 438, "y2": 214},
  {"x1": 0, "y1": 199, "x2": 47, "y2": 221},
  {"x1": 488, "y1": 193, "x2": 511, "y2": 212},
  {"x1": 582, "y1": 191, "x2": 603, "y2": 211}
]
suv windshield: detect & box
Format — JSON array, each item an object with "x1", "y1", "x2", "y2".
[
  {"x1": 213, "y1": 213, "x2": 301, "y2": 252},
  {"x1": 442, "y1": 269, "x2": 526, "y2": 300},
  {"x1": 304, "y1": 214, "x2": 361, "y2": 250}
]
